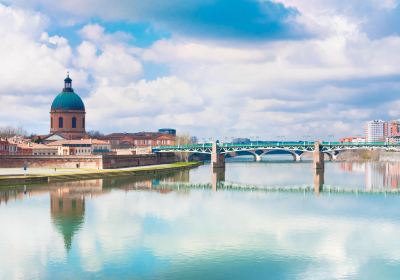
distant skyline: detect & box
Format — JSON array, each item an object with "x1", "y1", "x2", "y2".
[{"x1": 1, "y1": 0, "x2": 400, "y2": 139}]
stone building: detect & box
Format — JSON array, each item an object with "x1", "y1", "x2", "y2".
[
  {"x1": 50, "y1": 74, "x2": 86, "y2": 140},
  {"x1": 102, "y1": 132, "x2": 176, "y2": 149},
  {"x1": 47, "y1": 139, "x2": 111, "y2": 156}
]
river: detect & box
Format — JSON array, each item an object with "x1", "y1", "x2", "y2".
[{"x1": 1, "y1": 156, "x2": 400, "y2": 279}]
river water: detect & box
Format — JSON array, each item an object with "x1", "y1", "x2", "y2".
[{"x1": 1, "y1": 156, "x2": 400, "y2": 279}]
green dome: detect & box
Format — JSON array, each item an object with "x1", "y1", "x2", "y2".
[{"x1": 51, "y1": 91, "x2": 85, "y2": 111}]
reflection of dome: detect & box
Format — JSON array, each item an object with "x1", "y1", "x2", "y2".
[
  {"x1": 51, "y1": 193, "x2": 85, "y2": 251},
  {"x1": 51, "y1": 91, "x2": 85, "y2": 111},
  {"x1": 52, "y1": 214, "x2": 84, "y2": 250}
]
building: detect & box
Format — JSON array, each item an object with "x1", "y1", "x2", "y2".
[
  {"x1": 339, "y1": 136, "x2": 366, "y2": 143},
  {"x1": 0, "y1": 139, "x2": 18, "y2": 154},
  {"x1": 387, "y1": 136, "x2": 400, "y2": 144},
  {"x1": 387, "y1": 120, "x2": 400, "y2": 137},
  {"x1": 158, "y1": 128, "x2": 176, "y2": 136},
  {"x1": 366, "y1": 120, "x2": 387, "y2": 142},
  {"x1": 48, "y1": 139, "x2": 111, "y2": 156},
  {"x1": 50, "y1": 74, "x2": 86, "y2": 140},
  {"x1": 16, "y1": 142, "x2": 58, "y2": 155},
  {"x1": 102, "y1": 132, "x2": 176, "y2": 149}
]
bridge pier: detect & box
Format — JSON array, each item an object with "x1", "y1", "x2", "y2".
[
  {"x1": 255, "y1": 155, "x2": 262, "y2": 162},
  {"x1": 211, "y1": 141, "x2": 225, "y2": 169},
  {"x1": 313, "y1": 141, "x2": 325, "y2": 170}
]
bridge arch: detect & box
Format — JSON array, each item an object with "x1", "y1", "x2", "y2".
[
  {"x1": 224, "y1": 149, "x2": 303, "y2": 162},
  {"x1": 259, "y1": 150, "x2": 302, "y2": 162}
]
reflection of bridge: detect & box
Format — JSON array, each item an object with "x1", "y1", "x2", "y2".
[
  {"x1": 154, "y1": 141, "x2": 400, "y2": 189},
  {"x1": 155, "y1": 181, "x2": 400, "y2": 195}
]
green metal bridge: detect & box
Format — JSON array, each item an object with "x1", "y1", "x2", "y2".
[{"x1": 153, "y1": 141, "x2": 400, "y2": 161}]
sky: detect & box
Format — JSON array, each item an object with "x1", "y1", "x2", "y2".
[{"x1": 0, "y1": 0, "x2": 399, "y2": 140}]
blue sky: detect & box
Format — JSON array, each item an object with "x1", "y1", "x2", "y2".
[{"x1": 0, "y1": 0, "x2": 400, "y2": 140}]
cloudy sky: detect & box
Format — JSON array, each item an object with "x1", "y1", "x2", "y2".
[{"x1": 0, "y1": 0, "x2": 399, "y2": 140}]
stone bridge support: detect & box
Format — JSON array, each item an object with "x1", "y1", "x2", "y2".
[
  {"x1": 313, "y1": 142, "x2": 325, "y2": 170},
  {"x1": 211, "y1": 141, "x2": 225, "y2": 169}
]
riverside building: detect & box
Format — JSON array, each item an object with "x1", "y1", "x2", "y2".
[
  {"x1": 366, "y1": 120, "x2": 387, "y2": 142},
  {"x1": 50, "y1": 74, "x2": 86, "y2": 140}
]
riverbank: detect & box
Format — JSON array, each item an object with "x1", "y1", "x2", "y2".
[
  {"x1": 336, "y1": 150, "x2": 400, "y2": 162},
  {"x1": 0, "y1": 162, "x2": 201, "y2": 186}
]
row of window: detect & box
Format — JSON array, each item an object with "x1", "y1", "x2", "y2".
[{"x1": 51, "y1": 117, "x2": 85, "y2": 129}]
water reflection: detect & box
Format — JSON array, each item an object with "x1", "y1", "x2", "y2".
[
  {"x1": 2, "y1": 163, "x2": 400, "y2": 279},
  {"x1": 50, "y1": 180, "x2": 104, "y2": 250},
  {"x1": 211, "y1": 168, "x2": 225, "y2": 191},
  {"x1": 339, "y1": 161, "x2": 400, "y2": 190}
]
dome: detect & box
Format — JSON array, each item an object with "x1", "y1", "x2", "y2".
[
  {"x1": 51, "y1": 74, "x2": 85, "y2": 111},
  {"x1": 51, "y1": 91, "x2": 85, "y2": 111}
]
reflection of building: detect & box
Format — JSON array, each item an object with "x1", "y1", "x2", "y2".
[
  {"x1": 51, "y1": 189, "x2": 85, "y2": 250},
  {"x1": 339, "y1": 161, "x2": 400, "y2": 190},
  {"x1": 50, "y1": 180, "x2": 104, "y2": 250}
]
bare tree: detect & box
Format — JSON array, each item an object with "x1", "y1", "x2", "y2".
[
  {"x1": 87, "y1": 130, "x2": 104, "y2": 138},
  {"x1": 0, "y1": 126, "x2": 28, "y2": 139},
  {"x1": 175, "y1": 133, "x2": 196, "y2": 162}
]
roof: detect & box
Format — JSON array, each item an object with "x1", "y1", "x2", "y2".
[
  {"x1": 103, "y1": 132, "x2": 175, "y2": 140},
  {"x1": 51, "y1": 91, "x2": 85, "y2": 111},
  {"x1": 17, "y1": 143, "x2": 57, "y2": 150},
  {"x1": 43, "y1": 133, "x2": 67, "y2": 141},
  {"x1": 48, "y1": 139, "x2": 110, "y2": 146}
]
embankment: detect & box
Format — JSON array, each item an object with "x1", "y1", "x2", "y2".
[{"x1": 0, "y1": 162, "x2": 201, "y2": 186}]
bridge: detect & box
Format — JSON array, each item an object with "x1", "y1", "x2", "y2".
[
  {"x1": 153, "y1": 141, "x2": 400, "y2": 190},
  {"x1": 153, "y1": 141, "x2": 400, "y2": 162}
]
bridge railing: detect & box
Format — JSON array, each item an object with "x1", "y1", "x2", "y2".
[{"x1": 153, "y1": 141, "x2": 400, "y2": 151}]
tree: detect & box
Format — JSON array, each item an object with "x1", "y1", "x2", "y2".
[
  {"x1": 175, "y1": 133, "x2": 196, "y2": 162},
  {"x1": 87, "y1": 130, "x2": 104, "y2": 138},
  {"x1": 0, "y1": 126, "x2": 28, "y2": 139}
]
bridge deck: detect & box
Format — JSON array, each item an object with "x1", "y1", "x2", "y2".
[{"x1": 153, "y1": 141, "x2": 400, "y2": 154}]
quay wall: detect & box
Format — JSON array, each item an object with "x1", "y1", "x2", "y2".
[
  {"x1": 0, "y1": 153, "x2": 177, "y2": 169},
  {"x1": 102, "y1": 153, "x2": 176, "y2": 169}
]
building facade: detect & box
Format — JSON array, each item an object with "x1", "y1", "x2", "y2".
[
  {"x1": 50, "y1": 74, "x2": 86, "y2": 140},
  {"x1": 366, "y1": 120, "x2": 387, "y2": 142},
  {"x1": 0, "y1": 139, "x2": 18, "y2": 154},
  {"x1": 48, "y1": 139, "x2": 111, "y2": 156},
  {"x1": 102, "y1": 132, "x2": 176, "y2": 149}
]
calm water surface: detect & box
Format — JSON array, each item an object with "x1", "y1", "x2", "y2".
[{"x1": 1, "y1": 157, "x2": 400, "y2": 279}]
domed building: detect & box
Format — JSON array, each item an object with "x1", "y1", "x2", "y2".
[{"x1": 50, "y1": 74, "x2": 86, "y2": 139}]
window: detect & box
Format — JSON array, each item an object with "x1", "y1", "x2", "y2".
[
  {"x1": 59, "y1": 117, "x2": 63, "y2": 128},
  {"x1": 51, "y1": 117, "x2": 53, "y2": 128},
  {"x1": 72, "y1": 117, "x2": 77, "y2": 128},
  {"x1": 82, "y1": 117, "x2": 85, "y2": 128}
]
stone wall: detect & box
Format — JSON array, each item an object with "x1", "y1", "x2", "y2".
[
  {"x1": 102, "y1": 153, "x2": 177, "y2": 169},
  {"x1": 0, "y1": 153, "x2": 177, "y2": 169},
  {"x1": 0, "y1": 155, "x2": 103, "y2": 169}
]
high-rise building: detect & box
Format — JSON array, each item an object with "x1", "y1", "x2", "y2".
[{"x1": 365, "y1": 120, "x2": 387, "y2": 142}]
